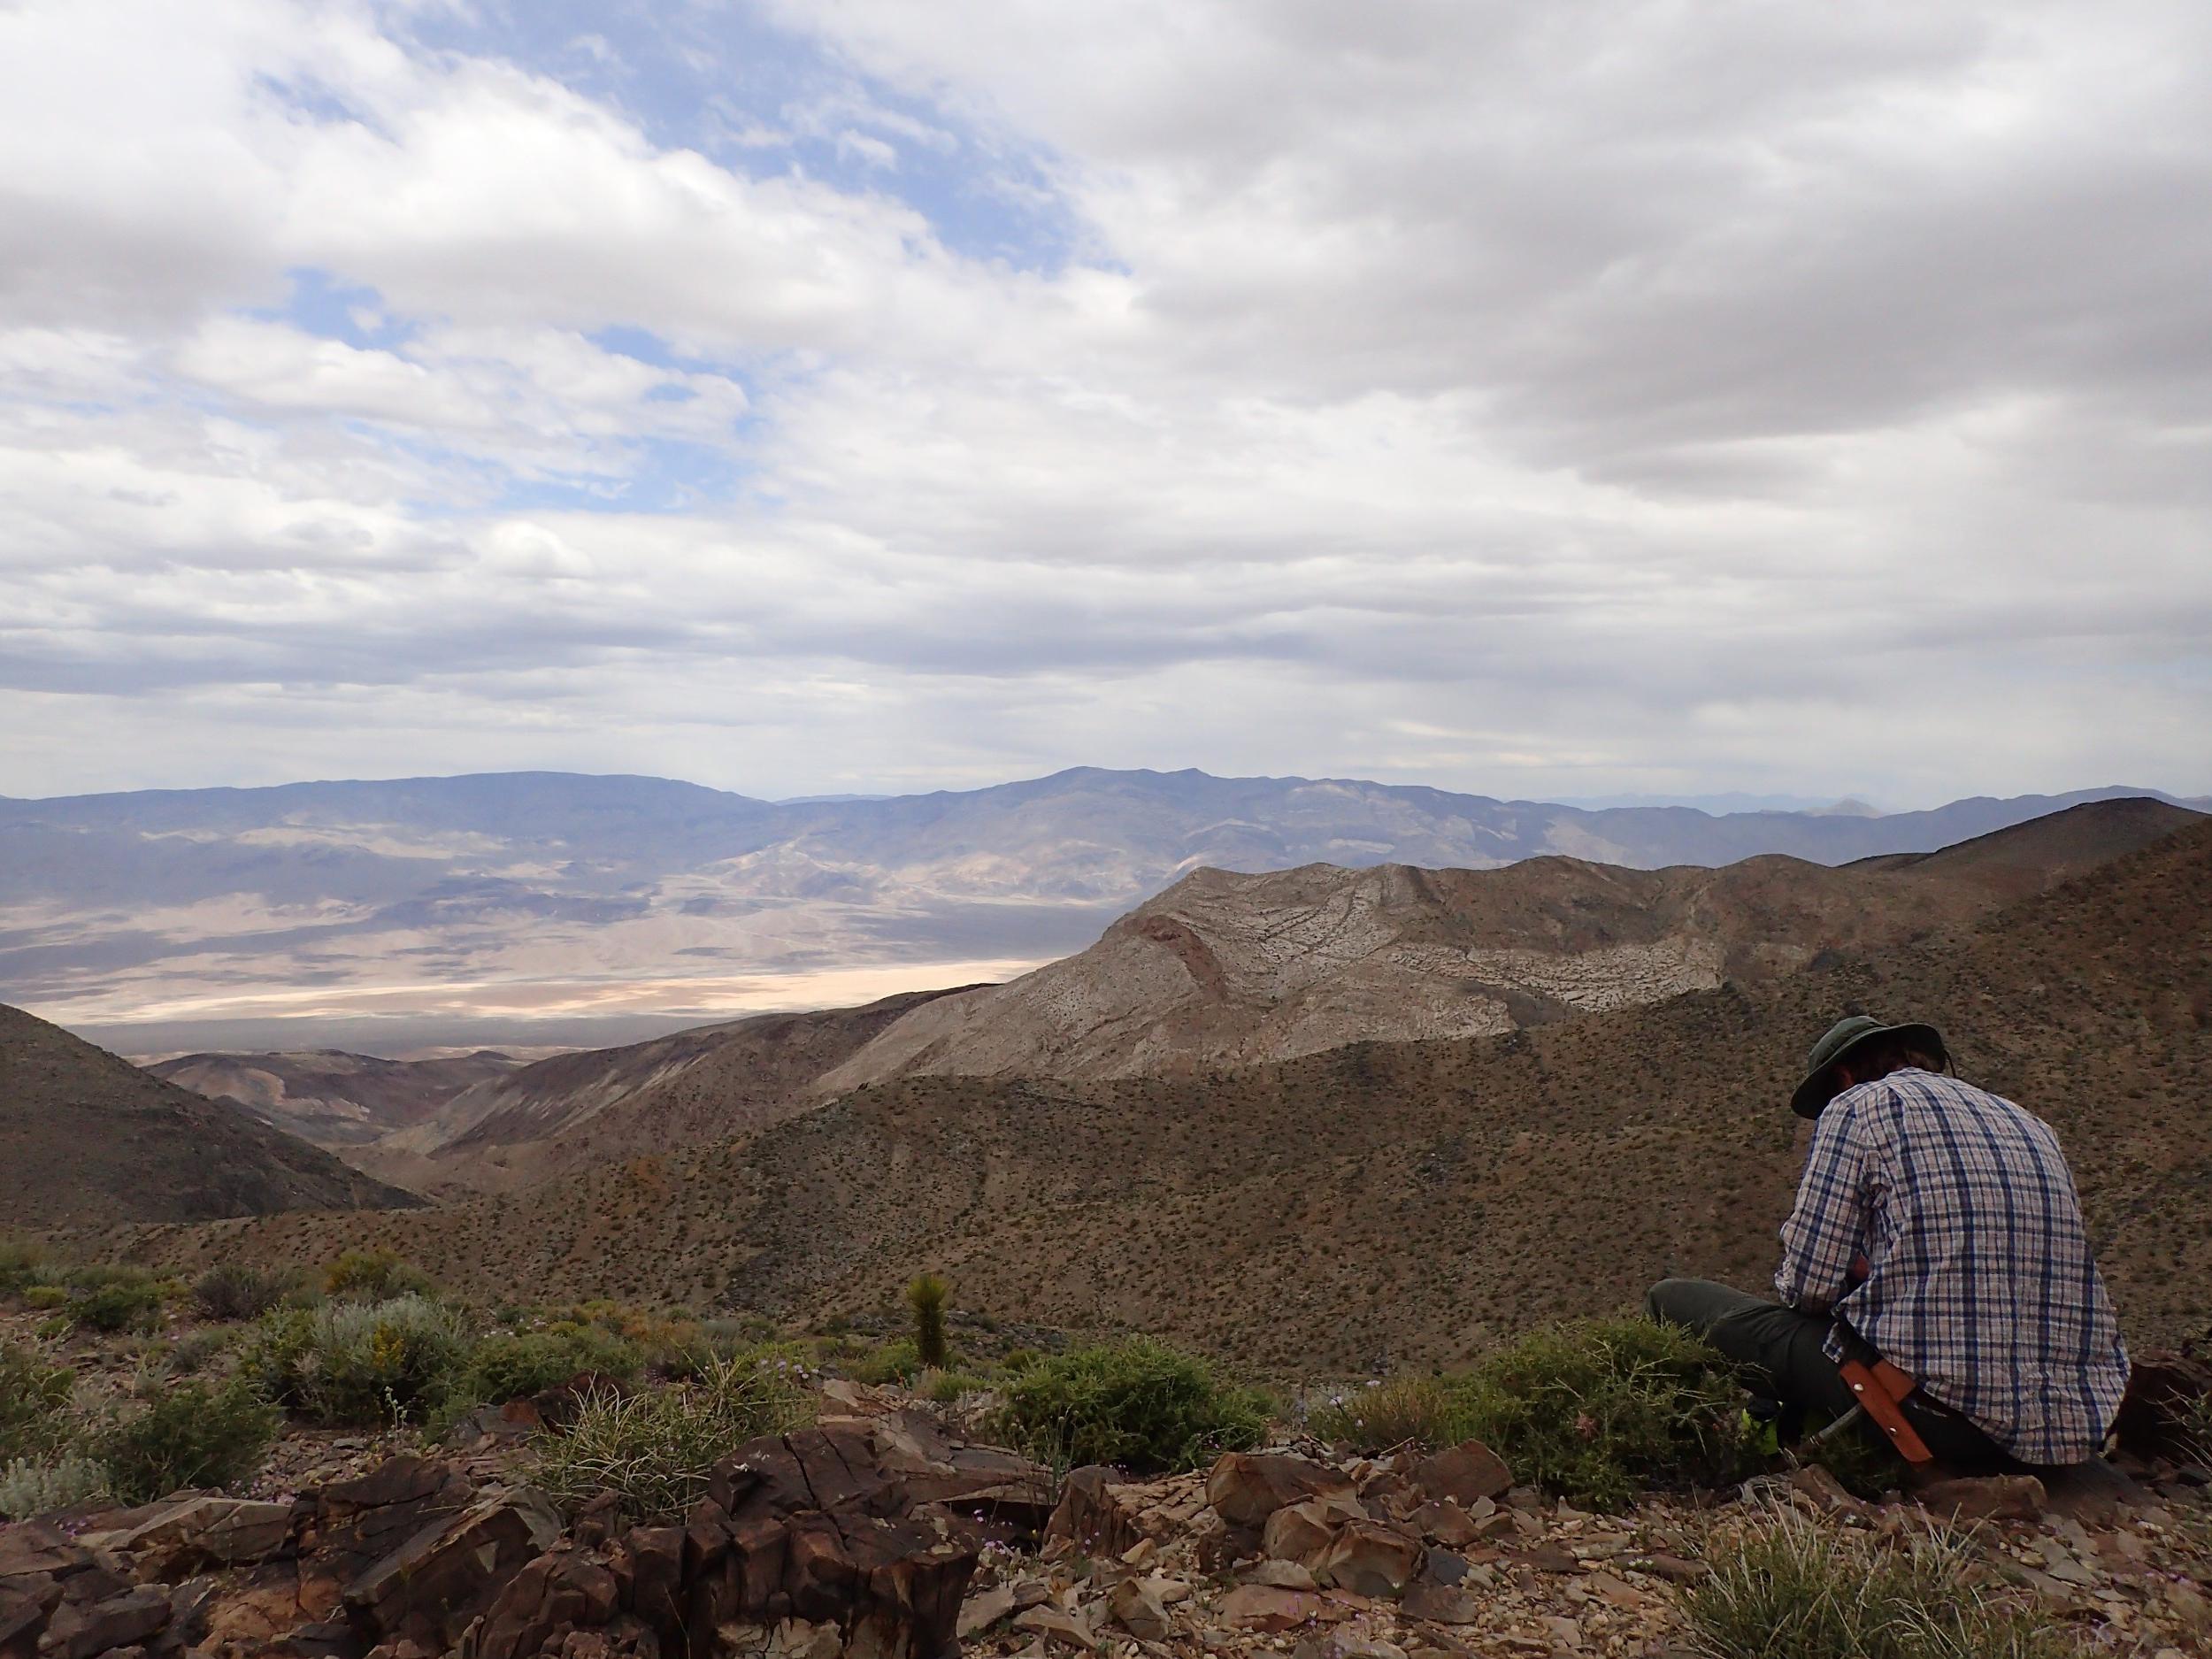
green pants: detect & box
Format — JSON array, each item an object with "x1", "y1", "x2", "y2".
[{"x1": 1645, "y1": 1279, "x2": 2009, "y2": 1471}]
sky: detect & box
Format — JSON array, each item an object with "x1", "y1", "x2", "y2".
[{"x1": 3, "y1": 0, "x2": 2208, "y2": 810}]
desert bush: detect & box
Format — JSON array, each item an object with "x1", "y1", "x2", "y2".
[
  {"x1": 0, "y1": 1455, "x2": 113, "y2": 1519},
  {"x1": 529, "y1": 1356, "x2": 816, "y2": 1524},
  {"x1": 1685, "y1": 1500, "x2": 2081, "y2": 1658},
  {"x1": 323, "y1": 1250, "x2": 434, "y2": 1302},
  {"x1": 24, "y1": 1286, "x2": 68, "y2": 1310},
  {"x1": 95, "y1": 1379, "x2": 280, "y2": 1505},
  {"x1": 0, "y1": 1341, "x2": 75, "y2": 1461},
  {"x1": 242, "y1": 1295, "x2": 473, "y2": 1425},
  {"x1": 995, "y1": 1338, "x2": 1268, "y2": 1475},
  {"x1": 70, "y1": 1280, "x2": 165, "y2": 1334},
  {"x1": 165, "y1": 1328, "x2": 234, "y2": 1378},
  {"x1": 194, "y1": 1264, "x2": 298, "y2": 1323},
  {"x1": 907, "y1": 1273, "x2": 951, "y2": 1370},
  {"x1": 919, "y1": 1368, "x2": 992, "y2": 1405},
  {"x1": 449, "y1": 1327, "x2": 644, "y2": 1408},
  {"x1": 853, "y1": 1338, "x2": 922, "y2": 1386},
  {"x1": 1308, "y1": 1374, "x2": 1455, "y2": 1451},
  {"x1": 1440, "y1": 1317, "x2": 1755, "y2": 1510},
  {"x1": 0, "y1": 1237, "x2": 51, "y2": 1298}
]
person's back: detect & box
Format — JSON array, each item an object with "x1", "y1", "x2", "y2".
[
  {"x1": 1648, "y1": 1014, "x2": 2131, "y2": 1471},
  {"x1": 1777, "y1": 1066, "x2": 2128, "y2": 1467}
]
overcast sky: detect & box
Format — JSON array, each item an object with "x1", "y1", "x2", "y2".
[{"x1": 3, "y1": 0, "x2": 2208, "y2": 809}]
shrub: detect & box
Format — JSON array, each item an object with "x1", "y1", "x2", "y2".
[
  {"x1": 907, "y1": 1274, "x2": 951, "y2": 1371},
  {"x1": 1308, "y1": 1375, "x2": 1455, "y2": 1451},
  {"x1": 242, "y1": 1295, "x2": 473, "y2": 1425},
  {"x1": 165, "y1": 1329, "x2": 233, "y2": 1378},
  {"x1": 0, "y1": 1341, "x2": 74, "y2": 1461},
  {"x1": 0, "y1": 1455, "x2": 112, "y2": 1520},
  {"x1": 95, "y1": 1379, "x2": 279, "y2": 1505},
  {"x1": 323, "y1": 1250, "x2": 434, "y2": 1302},
  {"x1": 853, "y1": 1338, "x2": 922, "y2": 1386},
  {"x1": 24, "y1": 1286, "x2": 67, "y2": 1311},
  {"x1": 70, "y1": 1280, "x2": 165, "y2": 1334},
  {"x1": 995, "y1": 1338, "x2": 1268, "y2": 1475},
  {"x1": 450, "y1": 1327, "x2": 644, "y2": 1408},
  {"x1": 1686, "y1": 1500, "x2": 2083, "y2": 1658},
  {"x1": 193, "y1": 1264, "x2": 297, "y2": 1323},
  {"x1": 0, "y1": 1238, "x2": 50, "y2": 1298},
  {"x1": 1439, "y1": 1317, "x2": 1755, "y2": 1510},
  {"x1": 530, "y1": 1356, "x2": 816, "y2": 1524},
  {"x1": 919, "y1": 1369, "x2": 992, "y2": 1405}
]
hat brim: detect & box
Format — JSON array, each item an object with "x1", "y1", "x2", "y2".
[{"x1": 1790, "y1": 1021, "x2": 1947, "y2": 1119}]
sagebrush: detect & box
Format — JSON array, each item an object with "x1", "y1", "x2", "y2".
[
  {"x1": 242, "y1": 1294, "x2": 473, "y2": 1425},
  {"x1": 95, "y1": 1379, "x2": 279, "y2": 1505}
]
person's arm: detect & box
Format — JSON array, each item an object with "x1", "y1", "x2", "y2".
[{"x1": 1775, "y1": 1103, "x2": 1870, "y2": 1316}]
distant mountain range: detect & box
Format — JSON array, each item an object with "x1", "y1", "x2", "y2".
[{"x1": 3, "y1": 766, "x2": 2202, "y2": 1049}]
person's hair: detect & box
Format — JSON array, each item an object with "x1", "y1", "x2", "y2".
[{"x1": 1838, "y1": 1033, "x2": 1948, "y2": 1084}]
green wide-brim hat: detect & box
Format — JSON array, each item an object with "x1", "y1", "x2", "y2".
[{"x1": 1791, "y1": 1014, "x2": 1948, "y2": 1119}]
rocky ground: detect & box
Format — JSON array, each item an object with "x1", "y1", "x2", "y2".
[{"x1": 5, "y1": 1366, "x2": 2209, "y2": 1659}]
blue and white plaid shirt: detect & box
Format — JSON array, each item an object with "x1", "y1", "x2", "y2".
[{"x1": 1775, "y1": 1068, "x2": 2129, "y2": 1466}]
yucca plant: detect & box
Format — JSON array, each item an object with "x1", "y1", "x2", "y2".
[{"x1": 906, "y1": 1273, "x2": 951, "y2": 1371}]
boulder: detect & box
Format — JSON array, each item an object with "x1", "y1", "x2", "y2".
[
  {"x1": 1218, "y1": 1584, "x2": 1325, "y2": 1632},
  {"x1": 345, "y1": 1490, "x2": 565, "y2": 1650},
  {"x1": 1041, "y1": 1468, "x2": 1145, "y2": 1560},
  {"x1": 1107, "y1": 1576, "x2": 1172, "y2": 1642},
  {"x1": 1913, "y1": 1474, "x2": 2046, "y2": 1523},
  {"x1": 1408, "y1": 1441, "x2": 1511, "y2": 1508},
  {"x1": 1206, "y1": 1454, "x2": 1356, "y2": 1528},
  {"x1": 107, "y1": 1496, "x2": 297, "y2": 1576},
  {"x1": 1315, "y1": 1522, "x2": 1421, "y2": 1596},
  {"x1": 1262, "y1": 1494, "x2": 1362, "y2": 1567}
]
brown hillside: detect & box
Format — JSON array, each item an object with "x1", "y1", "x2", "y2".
[
  {"x1": 367, "y1": 796, "x2": 2199, "y2": 1194},
  {"x1": 355, "y1": 986, "x2": 977, "y2": 1195},
  {"x1": 95, "y1": 818, "x2": 2212, "y2": 1373},
  {"x1": 145, "y1": 1048, "x2": 520, "y2": 1146},
  {"x1": 0, "y1": 1004, "x2": 421, "y2": 1228}
]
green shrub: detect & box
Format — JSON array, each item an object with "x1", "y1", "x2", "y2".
[
  {"x1": 323, "y1": 1250, "x2": 434, "y2": 1302},
  {"x1": 70, "y1": 1280, "x2": 165, "y2": 1334},
  {"x1": 451, "y1": 1328, "x2": 644, "y2": 1407},
  {"x1": 24, "y1": 1286, "x2": 67, "y2": 1311},
  {"x1": 1437, "y1": 1317, "x2": 1755, "y2": 1510},
  {"x1": 853, "y1": 1338, "x2": 922, "y2": 1386},
  {"x1": 0, "y1": 1341, "x2": 75, "y2": 1461},
  {"x1": 1308, "y1": 1375, "x2": 1455, "y2": 1451},
  {"x1": 1686, "y1": 1501, "x2": 2082, "y2": 1658},
  {"x1": 919, "y1": 1368, "x2": 992, "y2": 1405},
  {"x1": 1000, "y1": 1347, "x2": 1041, "y2": 1375},
  {"x1": 193, "y1": 1264, "x2": 297, "y2": 1323},
  {"x1": 995, "y1": 1338, "x2": 1268, "y2": 1475},
  {"x1": 0, "y1": 1238, "x2": 51, "y2": 1298},
  {"x1": 95, "y1": 1379, "x2": 279, "y2": 1505},
  {"x1": 242, "y1": 1295, "x2": 472, "y2": 1425},
  {"x1": 530, "y1": 1356, "x2": 815, "y2": 1524},
  {"x1": 907, "y1": 1274, "x2": 951, "y2": 1371}
]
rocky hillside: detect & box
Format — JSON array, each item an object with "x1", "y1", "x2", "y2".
[
  {"x1": 95, "y1": 817, "x2": 2212, "y2": 1368},
  {"x1": 8, "y1": 766, "x2": 2198, "y2": 1051},
  {"x1": 143, "y1": 1048, "x2": 520, "y2": 1146},
  {"x1": 0, "y1": 1004, "x2": 421, "y2": 1227},
  {"x1": 356, "y1": 797, "x2": 2199, "y2": 1192}
]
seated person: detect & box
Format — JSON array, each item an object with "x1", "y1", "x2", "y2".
[{"x1": 1648, "y1": 1014, "x2": 2130, "y2": 1469}]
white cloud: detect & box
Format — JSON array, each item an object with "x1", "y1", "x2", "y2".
[{"x1": 0, "y1": 0, "x2": 2208, "y2": 807}]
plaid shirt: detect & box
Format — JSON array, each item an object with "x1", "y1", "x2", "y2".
[{"x1": 1775, "y1": 1068, "x2": 2129, "y2": 1465}]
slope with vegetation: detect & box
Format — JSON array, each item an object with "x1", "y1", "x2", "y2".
[
  {"x1": 0, "y1": 1004, "x2": 420, "y2": 1229},
  {"x1": 84, "y1": 816, "x2": 2212, "y2": 1375}
]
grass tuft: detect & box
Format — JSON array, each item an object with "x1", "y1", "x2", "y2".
[
  {"x1": 1686, "y1": 1501, "x2": 2082, "y2": 1658},
  {"x1": 529, "y1": 1355, "x2": 816, "y2": 1524}
]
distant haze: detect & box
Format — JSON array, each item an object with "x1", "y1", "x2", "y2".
[{"x1": 4, "y1": 765, "x2": 2196, "y2": 1053}]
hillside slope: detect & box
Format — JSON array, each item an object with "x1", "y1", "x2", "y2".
[
  {"x1": 144, "y1": 1048, "x2": 520, "y2": 1146},
  {"x1": 100, "y1": 818, "x2": 2212, "y2": 1370},
  {"x1": 0, "y1": 1005, "x2": 420, "y2": 1228},
  {"x1": 8, "y1": 767, "x2": 2196, "y2": 1047}
]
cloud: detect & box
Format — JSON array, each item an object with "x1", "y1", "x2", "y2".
[{"x1": 0, "y1": 0, "x2": 2208, "y2": 808}]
